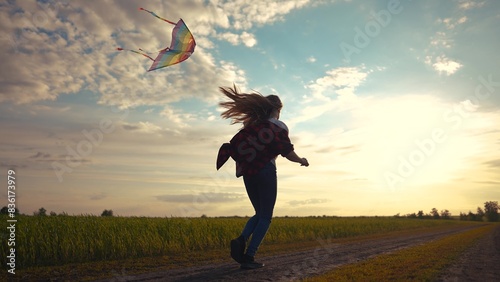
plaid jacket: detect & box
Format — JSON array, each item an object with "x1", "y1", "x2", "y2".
[{"x1": 216, "y1": 121, "x2": 294, "y2": 177}]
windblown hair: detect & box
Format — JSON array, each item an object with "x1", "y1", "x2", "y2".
[{"x1": 219, "y1": 85, "x2": 282, "y2": 126}]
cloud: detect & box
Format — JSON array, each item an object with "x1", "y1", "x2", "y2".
[
  {"x1": 218, "y1": 32, "x2": 240, "y2": 45},
  {"x1": 458, "y1": 0, "x2": 485, "y2": 10},
  {"x1": 1, "y1": 0, "x2": 498, "y2": 218},
  {"x1": 122, "y1": 121, "x2": 163, "y2": 134},
  {"x1": 217, "y1": 31, "x2": 257, "y2": 47},
  {"x1": 288, "y1": 198, "x2": 329, "y2": 207},
  {"x1": 287, "y1": 93, "x2": 500, "y2": 193},
  {"x1": 0, "y1": 0, "x2": 319, "y2": 108},
  {"x1": 0, "y1": 162, "x2": 27, "y2": 169},
  {"x1": 29, "y1": 152, "x2": 51, "y2": 159},
  {"x1": 26, "y1": 148, "x2": 91, "y2": 167},
  {"x1": 291, "y1": 66, "x2": 370, "y2": 125},
  {"x1": 429, "y1": 31, "x2": 453, "y2": 49},
  {"x1": 240, "y1": 31, "x2": 257, "y2": 47},
  {"x1": 306, "y1": 66, "x2": 369, "y2": 99},
  {"x1": 212, "y1": 0, "x2": 312, "y2": 30},
  {"x1": 437, "y1": 16, "x2": 468, "y2": 29},
  {"x1": 484, "y1": 159, "x2": 500, "y2": 168},
  {"x1": 312, "y1": 141, "x2": 362, "y2": 155},
  {"x1": 0, "y1": 1, "x2": 251, "y2": 108},
  {"x1": 0, "y1": 0, "x2": 319, "y2": 109},
  {"x1": 307, "y1": 56, "x2": 316, "y2": 63},
  {"x1": 156, "y1": 192, "x2": 245, "y2": 203},
  {"x1": 427, "y1": 55, "x2": 462, "y2": 76},
  {"x1": 423, "y1": 12, "x2": 469, "y2": 76},
  {"x1": 89, "y1": 193, "x2": 107, "y2": 200}
]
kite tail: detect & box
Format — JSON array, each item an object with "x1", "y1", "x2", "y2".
[
  {"x1": 116, "y1": 47, "x2": 154, "y2": 61},
  {"x1": 139, "y1": 7, "x2": 176, "y2": 25}
]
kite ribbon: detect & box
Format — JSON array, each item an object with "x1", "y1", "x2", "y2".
[
  {"x1": 116, "y1": 48, "x2": 154, "y2": 61},
  {"x1": 139, "y1": 7, "x2": 176, "y2": 25}
]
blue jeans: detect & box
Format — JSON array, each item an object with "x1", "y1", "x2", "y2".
[{"x1": 241, "y1": 162, "x2": 277, "y2": 257}]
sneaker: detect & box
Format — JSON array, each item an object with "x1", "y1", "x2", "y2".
[
  {"x1": 240, "y1": 254, "x2": 264, "y2": 269},
  {"x1": 230, "y1": 236, "x2": 245, "y2": 263}
]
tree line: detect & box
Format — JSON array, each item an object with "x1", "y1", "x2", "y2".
[
  {"x1": 0, "y1": 207, "x2": 114, "y2": 217},
  {"x1": 395, "y1": 201, "x2": 499, "y2": 222},
  {"x1": 2, "y1": 201, "x2": 498, "y2": 220}
]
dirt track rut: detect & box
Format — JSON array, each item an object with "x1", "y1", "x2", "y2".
[{"x1": 437, "y1": 224, "x2": 500, "y2": 281}]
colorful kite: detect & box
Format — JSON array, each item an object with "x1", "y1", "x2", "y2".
[{"x1": 117, "y1": 8, "x2": 196, "y2": 71}]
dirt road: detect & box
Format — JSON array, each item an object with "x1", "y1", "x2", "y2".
[
  {"x1": 99, "y1": 224, "x2": 498, "y2": 281},
  {"x1": 437, "y1": 224, "x2": 500, "y2": 281}
]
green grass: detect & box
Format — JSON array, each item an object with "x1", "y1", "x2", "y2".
[
  {"x1": 304, "y1": 223, "x2": 495, "y2": 281},
  {"x1": 1, "y1": 215, "x2": 474, "y2": 269}
]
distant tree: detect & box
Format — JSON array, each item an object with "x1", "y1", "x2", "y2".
[
  {"x1": 430, "y1": 208, "x2": 440, "y2": 219},
  {"x1": 101, "y1": 209, "x2": 113, "y2": 217},
  {"x1": 1, "y1": 206, "x2": 20, "y2": 215},
  {"x1": 484, "y1": 201, "x2": 499, "y2": 222},
  {"x1": 35, "y1": 207, "x2": 47, "y2": 216},
  {"x1": 50, "y1": 211, "x2": 57, "y2": 216},
  {"x1": 417, "y1": 210, "x2": 424, "y2": 219},
  {"x1": 201, "y1": 214, "x2": 208, "y2": 218},
  {"x1": 467, "y1": 211, "x2": 477, "y2": 221},
  {"x1": 476, "y1": 207, "x2": 485, "y2": 221},
  {"x1": 459, "y1": 212, "x2": 468, "y2": 221},
  {"x1": 59, "y1": 211, "x2": 69, "y2": 216},
  {"x1": 407, "y1": 213, "x2": 417, "y2": 218},
  {"x1": 440, "y1": 209, "x2": 451, "y2": 219}
]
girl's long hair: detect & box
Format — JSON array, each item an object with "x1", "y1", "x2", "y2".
[{"x1": 219, "y1": 85, "x2": 282, "y2": 126}]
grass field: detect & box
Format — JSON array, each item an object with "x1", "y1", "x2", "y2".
[{"x1": 0, "y1": 215, "x2": 475, "y2": 269}]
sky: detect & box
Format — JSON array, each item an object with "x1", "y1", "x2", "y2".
[{"x1": 0, "y1": 0, "x2": 499, "y2": 217}]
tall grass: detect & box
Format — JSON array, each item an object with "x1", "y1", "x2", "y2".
[
  {"x1": 0, "y1": 215, "x2": 468, "y2": 268},
  {"x1": 266, "y1": 216, "x2": 456, "y2": 243}
]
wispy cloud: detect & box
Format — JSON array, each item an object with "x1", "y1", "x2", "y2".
[
  {"x1": 307, "y1": 56, "x2": 317, "y2": 63},
  {"x1": 157, "y1": 192, "x2": 246, "y2": 203},
  {"x1": 437, "y1": 16, "x2": 468, "y2": 29},
  {"x1": 122, "y1": 121, "x2": 163, "y2": 134},
  {"x1": 290, "y1": 66, "x2": 371, "y2": 125},
  {"x1": 29, "y1": 152, "x2": 51, "y2": 159},
  {"x1": 484, "y1": 159, "x2": 500, "y2": 168},
  {"x1": 288, "y1": 198, "x2": 329, "y2": 207},
  {"x1": 90, "y1": 193, "x2": 107, "y2": 201},
  {"x1": 419, "y1": 3, "x2": 475, "y2": 77}
]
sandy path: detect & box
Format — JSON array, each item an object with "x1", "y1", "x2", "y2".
[{"x1": 98, "y1": 224, "x2": 489, "y2": 281}]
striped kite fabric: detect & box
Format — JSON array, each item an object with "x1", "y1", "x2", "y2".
[
  {"x1": 148, "y1": 19, "x2": 196, "y2": 71},
  {"x1": 117, "y1": 8, "x2": 196, "y2": 71}
]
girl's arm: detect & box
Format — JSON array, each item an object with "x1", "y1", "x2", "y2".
[{"x1": 285, "y1": 151, "x2": 309, "y2": 167}]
